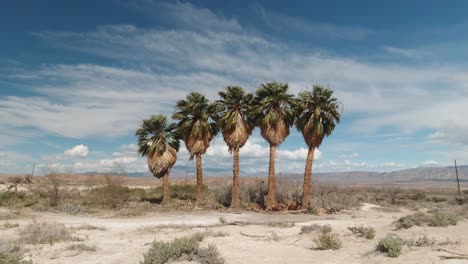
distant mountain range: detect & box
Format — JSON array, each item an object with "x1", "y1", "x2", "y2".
[{"x1": 82, "y1": 165, "x2": 468, "y2": 184}]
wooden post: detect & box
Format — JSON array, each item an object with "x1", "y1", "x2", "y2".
[
  {"x1": 454, "y1": 160, "x2": 461, "y2": 196},
  {"x1": 31, "y1": 162, "x2": 35, "y2": 177}
]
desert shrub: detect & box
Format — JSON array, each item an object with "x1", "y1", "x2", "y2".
[
  {"x1": 313, "y1": 230, "x2": 342, "y2": 250},
  {"x1": 348, "y1": 226, "x2": 375, "y2": 239},
  {"x1": 0, "y1": 241, "x2": 31, "y2": 264},
  {"x1": 395, "y1": 212, "x2": 428, "y2": 229},
  {"x1": 244, "y1": 179, "x2": 267, "y2": 208},
  {"x1": 115, "y1": 201, "x2": 153, "y2": 217},
  {"x1": 395, "y1": 210, "x2": 458, "y2": 229},
  {"x1": 377, "y1": 235, "x2": 402, "y2": 258},
  {"x1": 403, "y1": 235, "x2": 435, "y2": 247},
  {"x1": 141, "y1": 233, "x2": 224, "y2": 264},
  {"x1": 0, "y1": 191, "x2": 39, "y2": 208},
  {"x1": 309, "y1": 185, "x2": 368, "y2": 211},
  {"x1": 18, "y1": 221, "x2": 79, "y2": 244},
  {"x1": 274, "y1": 177, "x2": 302, "y2": 205},
  {"x1": 2, "y1": 222, "x2": 19, "y2": 229},
  {"x1": 410, "y1": 191, "x2": 426, "y2": 201},
  {"x1": 430, "y1": 196, "x2": 447, "y2": 203},
  {"x1": 66, "y1": 243, "x2": 98, "y2": 252},
  {"x1": 213, "y1": 231, "x2": 229, "y2": 237},
  {"x1": 427, "y1": 209, "x2": 458, "y2": 227},
  {"x1": 196, "y1": 244, "x2": 225, "y2": 264},
  {"x1": 75, "y1": 224, "x2": 106, "y2": 231},
  {"x1": 266, "y1": 221, "x2": 295, "y2": 228},
  {"x1": 300, "y1": 224, "x2": 331, "y2": 235}
]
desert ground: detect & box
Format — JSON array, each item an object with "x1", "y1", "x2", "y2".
[{"x1": 1, "y1": 175, "x2": 468, "y2": 264}]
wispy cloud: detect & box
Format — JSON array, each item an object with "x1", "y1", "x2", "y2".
[
  {"x1": 253, "y1": 3, "x2": 372, "y2": 40},
  {"x1": 382, "y1": 45, "x2": 424, "y2": 58}
]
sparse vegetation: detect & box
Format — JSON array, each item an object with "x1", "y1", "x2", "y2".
[
  {"x1": 18, "y1": 221, "x2": 81, "y2": 245},
  {"x1": 141, "y1": 233, "x2": 224, "y2": 264},
  {"x1": 66, "y1": 243, "x2": 98, "y2": 252},
  {"x1": 300, "y1": 224, "x2": 332, "y2": 235},
  {"x1": 395, "y1": 210, "x2": 459, "y2": 229},
  {"x1": 0, "y1": 241, "x2": 31, "y2": 264},
  {"x1": 313, "y1": 229, "x2": 342, "y2": 250},
  {"x1": 348, "y1": 225, "x2": 375, "y2": 239},
  {"x1": 377, "y1": 235, "x2": 402, "y2": 258},
  {"x1": 266, "y1": 221, "x2": 295, "y2": 228},
  {"x1": 75, "y1": 224, "x2": 106, "y2": 231}
]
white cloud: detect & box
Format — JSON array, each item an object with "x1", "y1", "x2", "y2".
[
  {"x1": 422, "y1": 160, "x2": 438, "y2": 166},
  {"x1": 64, "y1": 144, "x2": 89, "y2": 158},
  {"x1": 253, "y1": 4, "x2": 372, "y2": 40},
  {"x1": 382, "y1": 46, "x2": 424, "y2": 58}
]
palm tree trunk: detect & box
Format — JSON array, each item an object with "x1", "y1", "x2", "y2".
[
  {"x1": 267, "y1": 144, "x2": 276, "y2": 208},
  {"x1": 162, "y1": 171, "x2": 170, "y2": 204},
  {"x1": 196, "y1": 154, "x2": 204, "y2": 201},
  {"x1": 302, "y1": 146, "x2": 315, "y2": 207},
  {"x1": 231, "y1": 146, "x2": 240, "y2": 209}
]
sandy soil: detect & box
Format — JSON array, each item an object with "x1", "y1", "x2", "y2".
[{"x1": 1, "y1": 204, "x2": 468, "y2": 264}]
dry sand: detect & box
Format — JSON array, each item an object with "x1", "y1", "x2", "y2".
[{"x1": 1, "y1": 204, "x2": 468, "y2": 264}]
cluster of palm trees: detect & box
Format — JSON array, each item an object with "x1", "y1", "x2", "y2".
[{"x1": 136, "y1": 81, "x2": 341, "y2": 209}]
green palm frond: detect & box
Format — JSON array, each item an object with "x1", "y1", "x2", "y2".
[
  {"x1": 172, "y1": 92, "x2": 218, "y2": 150},
  {"x1": 215, "y1": 86, "x2": 254, "y2": 131},
  {"x1": 135, "y1": 114, "x2": 180, "y2": 157},
  {"x1": 253, "y1": 81, "x2": 295, "y2": 130},
  {"x1": 294, "y1": 85, "x2": 341, "y2": 148}
]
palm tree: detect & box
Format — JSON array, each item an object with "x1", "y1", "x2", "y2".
[
  {"x1": 136, "y1": 114, "x2": 180, "y2": 204},
  {"x1": 215, "y1": 86, "x2": 254, "y2": 209},
  {"x1": 294, "y1": 85, "x2": 341, "y2": 207},
  {"x1": 173, "y1": 92, "x2": 218, "y2": 201},
  {"x1": 253, "y1": 81, "x2": 295, "y2": 208}
]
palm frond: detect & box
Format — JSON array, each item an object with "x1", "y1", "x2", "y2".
[
  {"x1": 172, "y1": 92, "x2": 218, "y2": 157},
  {"x1": 253, "y1": 81, "x2": 295, "y2": 145},
  {"x1": 294, "y1": 85, "x2": 341, "y2": 148}
]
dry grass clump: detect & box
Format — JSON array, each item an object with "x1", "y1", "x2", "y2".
[
  {"x1": 308, "y1": 185, "x2": 368, "y2": 211},
  {"x1": 395, "y1": 210, "x2": 459, "y2": 229},
  {"x1": 18, "y1": 222, "x2": 81, "y2": 245},
  {"x1": 66, "y1": 243, "x2": 98, "y2": 252},
  {"x1": 74, "y1": 224, "x2": 106, "y2": 231},
  {"x1": 266, "y1": 221, "x2": 295, "y2": 228},
  {"x1": 402, "y1": 235, "x2": 435, "y2": 247},
  {"x1": 377, "y1": 235, "x2": 402, "y2": 258},
  {"x1": 0, "y1": 240, "x2": 31, "y2": 264},
  {"x1": 213, "y1": 231, "x2": 229, "y2": 237},
  {"x1": 426, "y1": 209, "x2": 459, "y2": 227},
  {"x1": 348, "y1": 225, "x2": 376, "y2": 239},
  {"x1": 312, "y1": 228, "x2": 342, "y2": 250},
  {"x1": 141, "y1": 233, "x2": 224, "y2": 264},
  {"x1": 300, "y1": 224, "x2": 331, "y2": 235},
  {"x1": 2, "y1": 222, "x2": 20, "y2": 229}
]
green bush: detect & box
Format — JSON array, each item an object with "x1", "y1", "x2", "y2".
[
  {"x1": 395, "y1": 212, "x2": 428, "y2": 229},
  {"x1": 427, "y1": 210, "x2": 458, "y2": 227},
  {"x1": 141, "y1": 233, "x2": 224, "y2": 264},
  {"x1": 395, "y1": 210, "x2": 459, "y2": 229},
  {"x1": 377, "y1": 235, "x2": 402, "y2": 258},
  {"x1": 348, "y1": 226, "x2": 375, "y2": 239},
  {"x1": 313, "y1": 230, "x2": 342, "y2": 250},
  {"x1": 0, "y1": 192, "x2": 39, "y2": 208}
]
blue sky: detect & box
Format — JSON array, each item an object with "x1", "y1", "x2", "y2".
[{"x1": 1, "y1": 0, "x2": 468, "y2": 175}]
